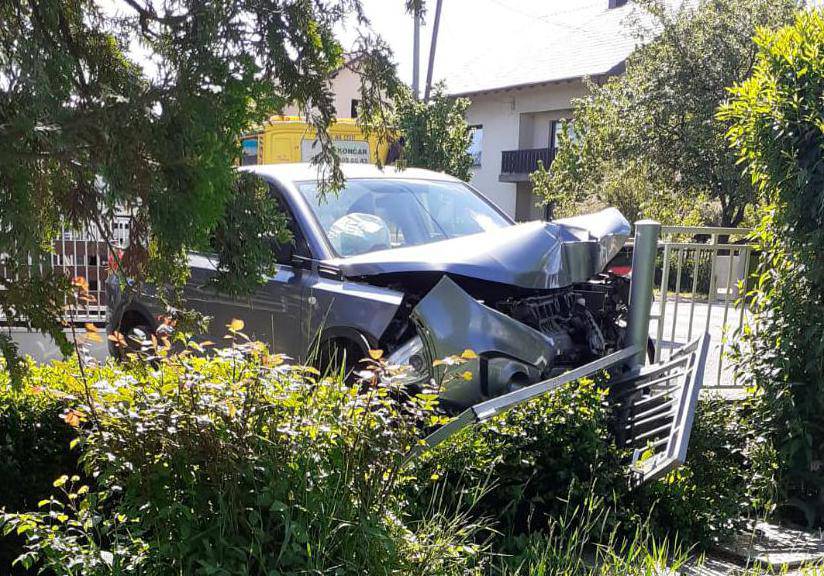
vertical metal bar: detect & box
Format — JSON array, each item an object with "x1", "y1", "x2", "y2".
[
  {"x1": 627, "y1": 220, "x2": 661, "y2": 368},
  {"x1": 668, "y1": 248, "x2": 685, "y2": 360},
  {"x1": 707, "y1": 233, "x2": 718, "y2": 303},
  {"x1": 94, "y1": 236, "x2": 101, "y2": 321},
  {"x1": 654, "y1": 243, "x2": 670, "y2": 362},
  {"x1": 737, "y1": 246, "x2": 751, "y2": 335},
  {"x1": 703, "y1": 245, "x2": 716, "y2": 337},
  {"x1": 83, "y1": 230, "x2": 90, "y2": 321},
  {"x1": 686, "y1": 248, "x2": 700, "y2": 342},
  {"x1": 716, "y1": 246, "x2": 738, "y2": 386},
  {"x1": 733, "y1": 246, "x2": 752, "y2": 387},
  {"x1": 61, "y1": 224, "x2": 67, "y2": 316}
]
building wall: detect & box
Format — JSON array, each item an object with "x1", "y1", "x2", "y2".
[
  {"x1": 464, "y1": 80, "x2": 587, "y2": 220},
  {"x1": 330, "y1": 67, "x2": 363, "y2": 119},
  {"x1": 283, "y1": 66, "x2": 362, "y2": 119}
]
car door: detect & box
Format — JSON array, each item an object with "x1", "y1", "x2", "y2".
[{"x1": 185, "y1": 185, "x2": 312, "y2": 359}]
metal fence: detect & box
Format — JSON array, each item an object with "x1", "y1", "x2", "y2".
[
  {"x1": 0, "y1": 217, "x2": 131, "y2": 325},
  {"x1": 648, "y1": 226, "x2": 754, "y2": 389}
]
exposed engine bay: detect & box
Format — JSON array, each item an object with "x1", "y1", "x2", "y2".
[
  {"x1": 380, "y1": 271, "x2": 631, "y2": 410},
  {"x1": 494, "y1": 274, "x2": 630, "y2": 369}
]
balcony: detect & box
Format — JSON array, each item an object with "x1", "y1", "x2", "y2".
[{"x1": 499, "y1": 147, "x2": 555, "y2": 182}]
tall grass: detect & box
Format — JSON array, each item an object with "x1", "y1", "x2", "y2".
[{"x1": 493, "y1": 482, "x2": 689, "y2": 575}]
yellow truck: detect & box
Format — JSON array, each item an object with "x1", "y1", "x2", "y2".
[{"x1": 241, "y1": 116, "x2": 389, "y2": 166}]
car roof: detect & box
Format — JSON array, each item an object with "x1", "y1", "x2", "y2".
[{"x1": 239, "y1": 162, "x2": 463, "y2": 184}]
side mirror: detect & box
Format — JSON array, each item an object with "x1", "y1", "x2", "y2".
[{"x1": 272, "y1": 239, "x2": 294, "y2": 265}]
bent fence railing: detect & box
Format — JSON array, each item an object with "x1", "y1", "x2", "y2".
[
  {"x1": 0, "y1": 217, "x2": 131, "y2": 325},
  {"x1": 627, "y1": 225, "x2": 754, "y2": 390}
]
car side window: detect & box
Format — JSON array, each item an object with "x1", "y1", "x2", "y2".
[{"x1": 269, "y1": 184, "x2": 311, "y2": 261}]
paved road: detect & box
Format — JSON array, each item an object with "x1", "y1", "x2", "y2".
[
  {"x1": 8, "y1": 327, "x2": 109, "y2": 364},
  {"x1": 650, "y1": 299, "x2": 749, "y2": 391}
]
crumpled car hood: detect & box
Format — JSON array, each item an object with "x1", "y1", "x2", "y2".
[{"x1": 334, "y1": 208, "x2": 630, "y2": 290}]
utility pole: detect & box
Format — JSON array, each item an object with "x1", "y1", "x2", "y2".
[
  {"x1": 412, "y1": 5, "x2": 421, "y2": 100},
  {"x1": 424, "y1": 0, "x2": 443, "y2": 102}
]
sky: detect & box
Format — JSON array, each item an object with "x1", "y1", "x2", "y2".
[
  {"x1": 97, "y1": 0, "x2": 824, "y2": 95},
  {"x1": 338, "y1": 0, "x2": 619, "y2": 91}
]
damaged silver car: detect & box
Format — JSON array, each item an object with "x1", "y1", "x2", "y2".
[
  {"x1": 108, "y1": 164, "x2": 707, "y2": 481},
  {"x1": 108, "y1": 164, "x2": 634, "y2": 406}
]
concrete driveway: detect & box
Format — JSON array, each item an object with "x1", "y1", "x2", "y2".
[{"x1": 651, "y1": 299, "x2": 749, "y2": 390}]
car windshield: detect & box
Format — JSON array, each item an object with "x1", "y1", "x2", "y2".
[{"x1": 297, "y1": 178, "x2": 511, "y2": 257}]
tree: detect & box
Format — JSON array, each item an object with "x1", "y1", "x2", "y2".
[
  {"x1": 539, "y1": 0, "x2": 797, "y2": 226},
  {"x1": 392, "y1": 85, "x2": 474, "y2": 181},
  {"x1": 720, "y1": 9, "x2": 824, "y2": 524},
  {"x1": 0, "y1": 0, "x2": 399, "y2": 369}
]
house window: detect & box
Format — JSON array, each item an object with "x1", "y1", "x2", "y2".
[
  {"x1": 350, "y1": 99, "x2": 360, "y2": 119},
  {"x1": 468, "y1": 125, "x2": 483, "y2": 167}
]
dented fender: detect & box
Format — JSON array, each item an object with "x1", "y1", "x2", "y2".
[{"x1": 410, "y1": 276, "x2": 556, "y2": 408}]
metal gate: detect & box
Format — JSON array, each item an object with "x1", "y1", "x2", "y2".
[
  {"x1": 0, "y1": 217, "x2": 130, "y2": 326},
  {"x1": 649, "y1": 226, "x2": 754, "y2": 389}
]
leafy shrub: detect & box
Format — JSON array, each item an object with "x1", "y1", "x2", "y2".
[
  {"x1": 720, "y1": 8, "x2": 824, "y2": 526},
  {"x1": 412, "y1": 378, "x2": 755, "y2": 551},
  {"x1": 0, "y1": 364, "x2": 81, "y2": 574},
  {"x1": 1, "y1": 332, "x2": 763, "y2": 573},
  {"x1": 410, "y1": 379, "x2": 625, "y2": 536},
  {"x1": 1, "y1": 339, "x2": 488, "y2": 575}
]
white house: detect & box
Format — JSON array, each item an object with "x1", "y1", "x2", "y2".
[
  {"x1": 442, "y1": 0, "x2": 642, "y2": 220},
  {"x1": 283, "y1": 58, "x2": 364, "y2": 120}
]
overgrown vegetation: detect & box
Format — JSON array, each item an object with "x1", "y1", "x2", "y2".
[
  {"x1": 538, "y1": 0, "x2": 797, "y2": 225},
  {"x1": 0, "y1": 0, "x2": 401, "y2": 366},
  {"x1": 0, "y1": 373, "x2": 80, "y2": 573},
  {"x1": 392, "y1": 85, "x2": 475, "y2": 181},
  {"x1": 721, "y1": 8, "x2": 824, "y2": 527},
  {"x1": 0, "y1": 328, "x2": 769, "y2": 574},
  {"x1": 1, "y1": 336, "x2": 488, "y2": 575},
  {"x1": 414, "y1": 379, "x2": 765, "y2": 552}
]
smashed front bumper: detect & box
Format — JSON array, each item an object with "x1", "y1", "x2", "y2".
[{"x1": 409, "y1": 276, "x2": 555, "y2": 408}]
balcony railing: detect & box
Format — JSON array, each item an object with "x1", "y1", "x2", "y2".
[{"x1": 500, "y1": 147, "x2": 555, "y2": 179}]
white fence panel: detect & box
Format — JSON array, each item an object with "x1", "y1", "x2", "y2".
[
  {"x1": 0, "y1": 217, "x2": 131, "y2": 326},
  {"x1": 649, "y1": 226, "x2": 753, "y2": 389}
]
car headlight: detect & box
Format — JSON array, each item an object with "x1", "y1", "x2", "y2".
[{"x1": 387, "y1": 335, "x2": 427, "y2": 375}]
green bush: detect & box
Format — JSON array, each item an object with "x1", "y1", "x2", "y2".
[
  {"x1": 720, "y1": 8, "x2": 824, "y2": 526},
  {"x1": 411, "y1": 379, "x2": 755, "y2": 552},
  {"x1": 1, "y1": 342, "x2": 488, "y2": 575},
  {"x1": 1, "y1": 335, "x2": 762, "y2": 573},
  {"x1": 0, "y1": 365, "x2": 81, "y2": 574}
]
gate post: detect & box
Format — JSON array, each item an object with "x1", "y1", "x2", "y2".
[{"x1": 627, "y1": 220, "x2": 660, "y2": 369}]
